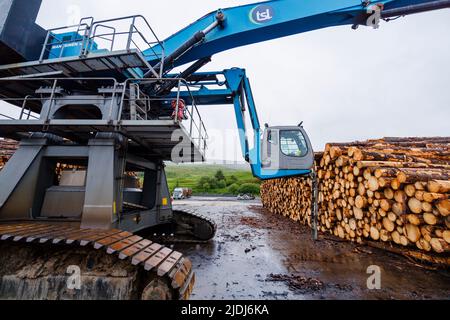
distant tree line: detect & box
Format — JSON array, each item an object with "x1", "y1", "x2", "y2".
[{"x1": 196, "y1": 170, "x2": 260, "y2": 195}]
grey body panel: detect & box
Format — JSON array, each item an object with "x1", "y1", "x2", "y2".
[
  {"x1": 0, "y1": 136, "x2": 175, "y2": 233},
  {"x1": 261, "y1": 126, "x2": 314, "y2": 171},
  {"x1": 0, "y1": 0, "x2": 46, "y2": 64},
  {"x1": 41, "y1": 186, "x2": 85, "y2": 218},
  {"x1": 81, "y1": 139, "x2": 117, "y2": 230}
]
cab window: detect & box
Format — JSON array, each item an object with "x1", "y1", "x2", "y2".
[{"x1": 280, "y1": 130, "x2": 308, "y2": 157}]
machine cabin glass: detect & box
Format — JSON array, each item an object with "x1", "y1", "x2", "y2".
[
  {"x1": 261, "y1": 126, "x2": 314, "y2": 172},
  {"x1": 280, "y1": 130, "x2": 309, "y2": 158}
]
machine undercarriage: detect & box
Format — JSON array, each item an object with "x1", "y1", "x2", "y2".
[{"x1": 0, "y1": 57, "x2": 214, "y2": 300}]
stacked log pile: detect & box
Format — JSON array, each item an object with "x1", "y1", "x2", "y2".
[
  {"x1": 261, "y1": 137, "x2": 450, "y2": 265},
  {"x1": 0, "y1": 139, "x2": 17, "y2": 169}
]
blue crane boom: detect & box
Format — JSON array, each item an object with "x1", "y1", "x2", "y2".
[{"x1": 144, "y1": 0, "x2": 450, "y2": 71}]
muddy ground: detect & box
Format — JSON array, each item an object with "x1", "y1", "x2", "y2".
[{"x1": 173, "y1": 197, "x2": 449, "y2": 300}]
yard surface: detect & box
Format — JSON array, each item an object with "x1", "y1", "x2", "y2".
[{"x1": 173, "y1": 197, "x2": 450, "y2": 300}]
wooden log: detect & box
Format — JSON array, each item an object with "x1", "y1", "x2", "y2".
[
  {"x1": 353, "y1": 207, "x2": 364, "y2": 220},
  {"x1": 367, "y1": 176, "x2": 379, "y2": 192},
  {"x1": 430, "y1": 238, "x2": 450, "y2": 253},
  {"x1": 394, "y1": 190, "x2": 408, "y2": 204},
  {"x1": 355, "y1": 196, "x2": 368, "y2": 209},
  {"x1": 388, "y1": 212, "x2": 398, "y2": 223},
  {"x1": 443, "y1": 230, "x2": 450, "y2": 244},
  {"x1": 382, "y1": 136, "x2": 450, "y2": 144},
  {"x1": 408, "y1": 198, "x2": 423, "y2": 214},
  {"x1": 423, "y1": 213, "x2": 441, "y2": 226},
  {"x1": 421, "y1": 225, "x2": 434, "y2": 242},
  {"x1": 358, "y1": 161, "x2": 450, "y2": 170},
  {"x1": 397, "y1": 169, "x2": 450, "y2": 184},
  {"x1": 383, "y1": 217, "x2": 395, "y2": 232},
  {"x1": 378, "y1": 177, "x2": 394, "y2": 188},
  {"x1": 422, "y1": 201, "x2": 433, "y2": 213},
  {"x1": 404, "y1": 184, "x2": 416, "y2": 197},
  {"x1": 391, "y1": 179, "x2": 402, "y2": 190},
  {"x1": 400, "y1": 235, "x2": 410, "y2": 247},
  {"x1": 405, "y1": 224, "x2": 421, "y2": 243},
  {"x1": 358, "y1": 160, "x2": 450, "y2": 170},
  {"x1": 436, "y1": 199, "x2": 450, "y2": 217},
  {"x1": 384, "y1": 188, "x2": 394, "y2": 200},
  {"x1": 406, "y1": 214, "x2": 424, "y2": 226},
  {"x1": 380, "y1": 199, "x2": 394, "y2": 212},
  {"x1": 353, "y1": 149, "x2": 448, "y2": 164},
  {"x1": 417, "y1": 238, "x2": 432, "y2": 252},
  {"x1": 392, "y1": 202, "x2": 407, "y2": 215},
  {"x1": 392, "y1": 231, "x2": 401, "y2": 244},
  {"x1": 380, "y1": 229, "x2": 391, "y2": 242},
  {"x1": 427, "y1": 180, "x2": 450, "y2": 193},
  {"x1": 423, "y1": 192, "x2": 447, "y2": 203},
  {"x1": 361, "y1": 146, "x2": 450, "y2": 159},
  {"x1": 370, "y1": 227, "x2": 380, "y2": 241}
]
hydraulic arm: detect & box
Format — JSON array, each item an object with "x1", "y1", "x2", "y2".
[{"x1": 144, "y1": 0, "x2": 450, "y2": 71}]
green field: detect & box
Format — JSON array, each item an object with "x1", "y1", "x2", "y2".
[{"x1": 165, "y1": 163, "x2": 261, "y2": 196}]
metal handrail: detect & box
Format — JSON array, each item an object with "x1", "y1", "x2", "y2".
[
  {"x1": 39, "y1": 15, "x2": 165, "y2": 68},
  {"x1": 89, "y1": 15, "x2": 165, "y2": 61},
  {"x1": 39, "y1": 22, "x2": 92, "y2": 61},
  {"x1": 90, "y1": 24, "x2": 116, "y2": 52},
  {"x1": 0, "y1": 77, "x2": 119, "y2": 122},
  {"x1": 0, "y1": 77, "x2": 207, "y2": 156},
  {"x1": 120, "y1": 78, "x2": 208, "y2": 155}
]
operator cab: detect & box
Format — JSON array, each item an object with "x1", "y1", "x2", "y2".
[{"x1": 261, "y1": 124, "x2": 314, "y2": 176}]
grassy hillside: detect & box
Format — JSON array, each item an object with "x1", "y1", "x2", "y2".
[{"x1": 165, "y1": 163, "x2": 261, "y2": 195}]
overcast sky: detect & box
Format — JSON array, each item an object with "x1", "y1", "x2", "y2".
[{"x1": 4, "y1": 1, "x2": 450, "y2": 162}]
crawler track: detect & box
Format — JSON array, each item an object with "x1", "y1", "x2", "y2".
[
  {"x1": 0, "y1": 222, "x2": 195, "y2": 300},
  {"x1": 149, "y1": 210, "x2": 217, "y2": 244}
]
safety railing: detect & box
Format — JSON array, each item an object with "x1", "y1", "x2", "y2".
[
  {"x1": 0, "y1": 77, "x2": 119, "y2": 122},
  {"x1": 39, "y1": 15, "x2": 97, "y2": 62},
  {"x1": 0, "y1": 77, "x2": 208, "y2": 156},
  {"x1": 120, "y1": 78, "x2": 209, "y2": 156},
  {"x1": 39, "y1": 15, "x2": 165, "y2": 71}
]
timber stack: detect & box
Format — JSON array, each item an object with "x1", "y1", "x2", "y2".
[
  {"x1": 0, "y1": 139, "x2": 17, "y2": 169},
  {"x1": 261, "y1": 137, "x2": 450, "y2": 266}
]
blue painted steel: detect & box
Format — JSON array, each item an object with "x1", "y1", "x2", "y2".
[
  {"x1": 47, "y1": 31, "x2": 99, "y2": 59},
  {"x1": 144, "y1": 0, "x2": 441, "y2": 68}
]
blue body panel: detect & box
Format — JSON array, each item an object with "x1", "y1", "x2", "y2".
[
  {"x1": 144, "y1": 0, "x2": 442, "y2": 68},
  {"x1": 48, "y1": 31, "x2": 99, "y2": 59}
]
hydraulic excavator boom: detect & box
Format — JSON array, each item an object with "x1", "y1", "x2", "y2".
[{"x1": 144, "y1": 0, "x2": 450, "y2": 70}]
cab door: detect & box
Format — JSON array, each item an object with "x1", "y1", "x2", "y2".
[{"x1": 261, "y1": 126, "x2": 314, "y2": 173}]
